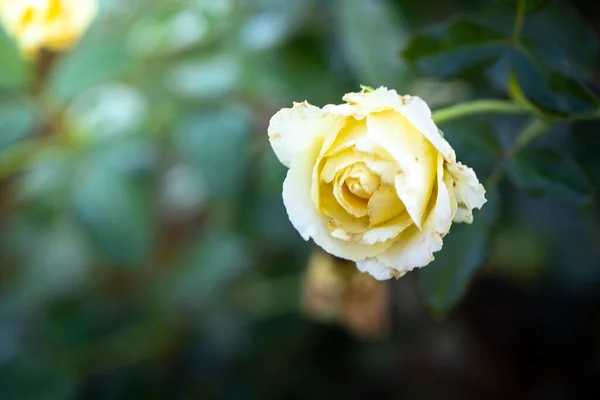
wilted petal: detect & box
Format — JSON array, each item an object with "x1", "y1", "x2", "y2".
[{"x1": 447, "y1": 161, "x2": 487, "y2": 223}]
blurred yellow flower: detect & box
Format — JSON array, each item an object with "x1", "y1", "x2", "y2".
[
  {"x1": 268, "y1": 87, "x2": 486, "y2": 280},
  {"x1": 0, "y1": 0, "x2": 97, "y2": 57}
]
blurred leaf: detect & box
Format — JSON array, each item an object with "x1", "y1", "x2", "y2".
[
  {"x1": 439, "y1": 117, "x2": 502, "y2": 177},
  {"x1": 0, "y1": 358, "x2": 78, "y2": 400},
  {"x1": 507, "y1": 148, "x2": 593, "y2": 204},
  {"x1": 168, "y1": 52, "x2": 241, "y2": 99},
  {"x1": 15, "y1": 147, "x2": 77, "y2": 214},
  {"x1": 0, "y1": 30, "x2": 30, "y2": 90},
  {"x1": 7, "y1": 219, "x2": 91, "y2": 309},
  {"x1": 334, "y1": 0, "x2": 408, "y2": 87},
  {"x1": 49, "y1": 42, "x2": 134, "y2": 101},
  {"x1": 419, "y1": 216, "x2": 491, "y2": 315},
  {"x1": 0, "y1": 99, "x2": 36, "y2": 150},
  {"x1": 72, "y1": 166, "x2": 156, "y2": 265},
  {"x1": 166, "y1": 231, "x2": 249, "y2": 308},
  {"x1": 402, "y1": 19, "x2": 506, "y2": 78},
  {"x1": 175, "y1": 105, "x2": 250, "y2": 199}
]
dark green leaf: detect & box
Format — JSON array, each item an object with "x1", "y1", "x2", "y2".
[
  {"x1": 507, "y1": 148, "x2": 593, "y2": 204},
  {"x1": 402, "y1": 19, "x2": 506, "y2": 78},
  {"x1": 419, "y1": 216, "x2": 491, "y2": 315},
  {"x1": 439, "y1": 117, "x2": 502, "y2": 178},
  {"x1": 402, "y1": 4, "x2": 600, "y2": 115},
  {"x1": 510, "y1": 47, "x2": 599, "y2": 115}
]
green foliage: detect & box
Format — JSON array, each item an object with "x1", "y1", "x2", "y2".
[
  {"x1": 402, "y1": 2, "x2": 600, "y2": 115},
  {"x1": 419, "y1": 215, "x2": 491, "y2": 315},
  {"x1": 507, "y1": 147, "x2": 593, "y2": 204}
]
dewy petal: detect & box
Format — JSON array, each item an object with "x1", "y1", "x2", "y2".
[
  {"x1": 374, "y1": 153, "x2": 453, "y2": 275},
  {"x1": 367, "y1": 110, "x2": 437, "y2": 229},
  {"x1": 268, "y1": 101, "x2": 346, "y2": 168},
  {"x1": 283, "y1": 138, "x2": 390, "y2": 261},
  {"x1": 446, "y1": 161, "x2": 487, "y2": 223}
]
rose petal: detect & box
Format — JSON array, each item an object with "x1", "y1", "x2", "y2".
[
  {"x1": 446, "y1": 161, "x2": 487, "y2": 223},
  {"x1": 397, "y1": 96, "x2": 457, "y2": 163},
  {"x1": 367, "y1": 110, "x2": 437, "y2": 229},
  {"x1": 268, "y1": 101, "x2": 346, "y2": 168},
  {"x1": 356, "y1": 258, "x2": 394, "y2": 280},
  {"x1": 283, "y1": 138, "x2": 390, "y2": 261},
  {"x1": 374, "y1": 153, "x2": 453, "y2": 274}
]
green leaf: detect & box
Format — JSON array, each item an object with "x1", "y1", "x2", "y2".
[
  {"x1": 439, "y1": 118, "x2": 502, "y2": 177},
  {"x1": 509, "y1": 48, "x2": 600, "y2": 115},
  {"x1": 402, "y1": 4, "x2": 600, "y2": 115},
  {"x1": 0, "y1": 99, "x2": 36, "y2": 150},
  {"x1": 0, "y1": 29, "x2": 30, "y2": 90},
  {"x1": 402, "y1": 19, "x2": 506, "y2": 78},
  {"x1": 419, "y1": 216, "x2": 491, "y2": 315},
  {"x1": 72, "y1": 167, "x2": 156, "y2": 265},
  {"x1": 49, "y1": 42, "x2": 134, "y2": 101},
  {"x1": 507, "y1": 148, "x2": 593, "y2": 204},
  {"x1": 165, "y1": 231, "x2": 249, "y2": 308},
  {"x1": 334, "y1": 0, "x2": 409, "y2": 87},
  {"x1": 175, "y1": 105, "x2": 250, "y2": 199}
]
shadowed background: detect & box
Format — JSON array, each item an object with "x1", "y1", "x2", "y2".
[{"x1": 1, "y1": 0, "x2": 600, "y2": 398}]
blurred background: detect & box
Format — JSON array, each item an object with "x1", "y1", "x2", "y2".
[{"x1": 1, "y1": 0, "x2": 600, "y2": 398}]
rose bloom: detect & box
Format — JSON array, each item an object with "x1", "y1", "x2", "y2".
[
  {"x1": 268, "y1": 87, "x2": 486, "y2": 280},
  {"x1": 0, "y1": 0, "x2": 97, "y2": 57}
]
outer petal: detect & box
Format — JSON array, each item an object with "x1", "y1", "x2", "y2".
[
  {"x1": 366, "y1": 110, "x2": 437, "y2": 229},
  {"x1": 329, "y1": 87, "x2": 457, "y2": 164},
  {"x1": 283, "y1": 138, "x2": 390, "y2": 261},
  {"x1": 356, "y1": 258, "x2": 394, "y2": 280},
  {"x1": 397, "y1": 96, "x2": 456, "y2": 163},
  {"x1": 268, "y1": 101, "x2": 346, "y2": 168},
  {"x1": 446, "y1": 161, "x2": 487, "y2": 223},
  {"x1": 373, "y1": 153, "x2": 453, "y2": 275}
]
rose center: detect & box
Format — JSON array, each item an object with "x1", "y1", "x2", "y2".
[{"x1": 344, "y1": 164, "x2": 380, "y2": 199}]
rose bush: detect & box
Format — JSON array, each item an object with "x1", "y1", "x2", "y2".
[
  {"x1": 268, "y1": 87, "x2": 487, "y2": 280},
  {"x1": 0, "y1": 0, "x2": 97, "y2": 57}
]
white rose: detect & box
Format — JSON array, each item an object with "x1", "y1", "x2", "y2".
[
  {"x1": 0, "y1": 0, "x2": 97, "y2": 57},
  {"x1": 268, "y1": 87, "x2": 487, "y2": 280}
]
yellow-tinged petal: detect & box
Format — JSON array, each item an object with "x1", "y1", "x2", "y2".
[
  {"x1": 283, "y1": 138, "x2": 390, "y2": 261},
  {"x1": 268, "y1": 101, "x2": 346, "y2": 168},
  {"x1": 371, "y1": 153, "x2": 453, "y2": 277},
  {"x1": 367, "y1": 185, "x2": 405, "y2": 226},
  {"x1": 366, "y1": 110, "x2": 437, "y2": 229}
]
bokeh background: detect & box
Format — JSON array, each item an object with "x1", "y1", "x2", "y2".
[{"x1": 1, "y1": 0, "x2": 600, "y2": 398}]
